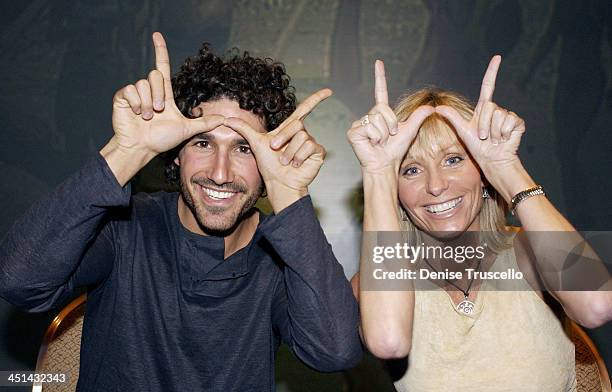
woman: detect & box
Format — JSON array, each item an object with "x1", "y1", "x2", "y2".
[{"x1": 347, "y1": 56, "x2": 612, "y2": 391}]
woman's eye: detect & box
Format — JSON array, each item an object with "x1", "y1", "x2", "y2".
[
  {"x1": 445, "y1": 156, "x2": 463, "y2": 166},
  {"x1": 238, "y1": 145, "x2": 252, "y2": 154},
  {"x1": 402, "y1": 166, "x2": 421, "y2": 176}
]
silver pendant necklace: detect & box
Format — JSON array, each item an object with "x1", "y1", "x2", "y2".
[
  {"x1": 456, "y1": 297, "x2": 476, "y2": 315},
  {"x1": 423, "y1": 257, "x2": 483, "y2": 316}
]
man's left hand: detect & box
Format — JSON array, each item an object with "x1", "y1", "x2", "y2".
[{"x1": 223, "y1": 89, "x2": 331, "y2": 213}]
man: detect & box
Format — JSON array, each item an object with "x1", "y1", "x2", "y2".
[{"x1": 0, "y1": 33, "x2": 361, "y2": 391}]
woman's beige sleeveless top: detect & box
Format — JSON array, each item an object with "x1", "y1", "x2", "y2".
[{"x1": 394, "y1": 246, "x2": 576, "y2": 392}]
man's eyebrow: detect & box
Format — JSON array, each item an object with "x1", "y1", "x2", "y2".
[
  {"x1": 191, "y1": 133, "x2": 249, "y2": 146},
  {"x1": 193, "y1": 133, "x2": 213, "y2": 141},
  {"x1": 233, "y1": 137, "x2": 249, "y2": 145}
]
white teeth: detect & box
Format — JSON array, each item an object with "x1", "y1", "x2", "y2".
[
  {"x1": 425, "y1": 197, "x2": 462, "y2": 214},
  {"x1": 201, "y1": 186, "x2": 236, "y2": 200}
]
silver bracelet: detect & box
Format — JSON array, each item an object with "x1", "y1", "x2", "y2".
[{"x1": 511, "y1": 185, "x2": 545, "y2": 216}]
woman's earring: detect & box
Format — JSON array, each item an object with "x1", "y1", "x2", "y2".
[
  {"x1": 482, "y1": 187, "x2": 490, "y2": 199},
  {"x1": 400, "y1": 209, "x2": 410, "y2": 221}
]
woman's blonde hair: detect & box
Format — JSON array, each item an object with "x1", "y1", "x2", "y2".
[{"x1": 394, "y1": 88, "x2": 512, "y2": 252}]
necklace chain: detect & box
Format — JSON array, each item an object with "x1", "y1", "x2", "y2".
[{"x1": 423, "y1": 257, "x2": 483, "y2": 298}]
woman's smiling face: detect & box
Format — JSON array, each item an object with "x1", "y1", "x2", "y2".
[{"x1": 398, "y1": 119, "x2": 484, "y2": 237}]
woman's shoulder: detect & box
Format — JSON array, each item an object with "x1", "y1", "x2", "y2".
[{"x1": 504, "y1": 226, "x2": 547, "y2": 293}]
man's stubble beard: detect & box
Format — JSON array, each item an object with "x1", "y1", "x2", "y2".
[{"x1": 180, "y1": 177, "x2": 264, "y2": 235}]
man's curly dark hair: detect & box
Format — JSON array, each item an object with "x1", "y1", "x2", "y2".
[{"x1": 164, "y1": 43, "x2": 297, "y2": 184}]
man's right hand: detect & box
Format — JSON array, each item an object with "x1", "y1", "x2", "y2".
[{"x1": 101, "y1": 32, "x2": 224, "y2": 186}]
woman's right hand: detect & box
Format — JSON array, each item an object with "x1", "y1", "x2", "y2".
[
  {"x1": 110, "y1": 32, "x2": 224, "y2": 159},
  {"x1": 346, "y1": 60, "x2": 434, "y2": 173}
]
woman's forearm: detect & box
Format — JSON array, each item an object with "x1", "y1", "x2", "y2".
[
  {"x1": 490, "y1": 161, "x2": 612, "y2": 327},
  {"x1": 359, "y1": 167, "x2": 415, "y2": 358}
]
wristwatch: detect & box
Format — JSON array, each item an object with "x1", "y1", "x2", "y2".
[{"x1": 510, "y1": 185, "x2": 545, "y2": 215}]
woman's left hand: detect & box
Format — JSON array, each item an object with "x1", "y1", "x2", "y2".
[{"x1": 435, "y1": 56, "x2": 526, "y2": 185}]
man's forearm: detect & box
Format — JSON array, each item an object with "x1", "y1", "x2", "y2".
[
  {"x1": 260, "y1": 196, "x2": 362, "y2": 371},
  {"x1": 264, "y1": 180, "x2": 308, "y2": 214},
  {"x1": 100, "y1": 136, "x2": 156, "y2": 187},
  {"x1": 0, "y1": 155, "x2": 128, "y2": 311}
]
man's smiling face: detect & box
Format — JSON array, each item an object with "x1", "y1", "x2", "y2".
[{"x1": 176, "y1": 98, "x2": 266, "y2": 233}]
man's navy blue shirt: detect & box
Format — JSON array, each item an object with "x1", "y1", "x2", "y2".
[{"x1": 0, "y1": 154, "x2": 362, "y2": 391}]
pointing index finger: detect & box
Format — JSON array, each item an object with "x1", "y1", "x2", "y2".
[
  {"x1": 374, "y1": 60, "x2": 389, "y2": 106},
  {"x1": 223, "y1": 117, "x2": 262, "y2": 147},
  {"x1": 152, "y1": 32, "x2": 174, "y2": 101},
  {"x1": 398, "y1": 105, "x2": 435, "y2": 137},
  {"x1": 291, "y1": 88, "x2": 333, "y2": 122},
  {"x1": 476, "y1": 55, "x2": 501, "y2": 112}
]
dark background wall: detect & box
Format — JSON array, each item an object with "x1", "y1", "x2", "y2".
[{"x1": 0, "y1": 1, "x2": 611, "y2": 390}]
